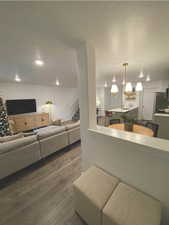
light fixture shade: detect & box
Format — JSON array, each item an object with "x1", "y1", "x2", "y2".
[
  {"x1": 111, "y1": 84, "x2": 119, "y2": 94},
  {"x1": 15, "y1": 74, "x2": 21, "y2": 82},
  {"x1": 56, "y1": 80, "x2": 60, "y2": 86},
  {"x1": 146, "y1": 75, "x2": 150, "y2": 82},
  {"x1": 139, "y1": 71, "x2": 144, "y2": 78},
  {"x1": 136, "y1": 82, "x2": 143, "y2": 91},
  {"x1": 35, "y1": 59, "x2": 44, "y2": 66},
  {"x1": 112, "y1": 75, "x2": 116, "y2": 83},
  {"x1": 125, "y1": 82, "x2": 132, "y2": 92},
  {"x1": 104, "y1": 81, "x2": 108, "y2": 88}
]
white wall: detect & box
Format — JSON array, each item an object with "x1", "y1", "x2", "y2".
[
  {"x1": 0, "y1": 82, "x2": 78, "y2": 120},
  {"x1": 104, "y1": 87, "x2": 122, "y2": 110},
  {"x1": 96, "y1": 87, "x2": 104, "y2": 108},
  {"x1": 144, "y1": 79, "x2": 169, "y2": 91},
  {"x1": 77, "y1": 43, "x2": 169, "y2": 225}
]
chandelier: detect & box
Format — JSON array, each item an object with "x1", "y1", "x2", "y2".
[
  {"x1": 109, "y1": 62, "x2": 144, "y2": 95},
  {"x1": 123, "y1": 62, "x2": 143, "y2": 94}
]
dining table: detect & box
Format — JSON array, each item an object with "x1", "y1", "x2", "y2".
[{"x1": 108, "y1": 123, "x2": 154, "y2": 137}]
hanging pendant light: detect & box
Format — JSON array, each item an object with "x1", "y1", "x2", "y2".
[
  {"x1": 111, "y1": 74, "x2": 118, "y2": 94},
  {"x1": 15, "y1": 74, "x2": 21, "y2": 82},
  {"x1": 56, "y1": 79, "x2": 60, "y2": 86},
  {"x1": 146, "y1": 74, "x2": 151, "y2": 82},
  {"x1": 123, "y1": 62, "x2": 133, "y2": 93},
  {"x1": 136, "y1": 82, "x2": 143, "y2": 92},
  {"x1": 111, "y1": 84, "x2": 119, "y2": 94},
  {"x1": 112, "y1": 75, "x2": 116, "y2": 83},
  {"x1": 125, "y1": 82, "x2": 133, "y2": 92},
  {"x1": 104, "y1": 81, "x2": 108, "y2": 88},
  {"x1": 139, "y1": 71, "x2": 144, "y2": 78}
]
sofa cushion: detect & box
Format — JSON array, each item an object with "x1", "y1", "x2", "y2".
[
  {"x1": 73, "y1": 166, "x2": 120, "y2": 225},
  {"x1": 67, "y1": 127, "x2": 80, "y2": 144},
  {"x1": 0, "y1": 133, "x2": 24, "y2": 143},
  {"x1": 0, "y1": 135, "x2": 37, "y2": 154},
  {"x1": 39, "y1": 132, "x2": 68, "y2": 158},
  {"x1": 103, "y1": 182, "x2": 162, "y2": 225},
  {"x1": 65, "y1": 120, "x2": 80, "y2": 130},
  {"x1": 37, "y1": 126, "x2": 66, "y2": 140}
]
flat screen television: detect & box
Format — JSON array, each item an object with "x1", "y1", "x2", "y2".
[{"x1": 6, "y1": 99, "x2": 36, "y2": 115}]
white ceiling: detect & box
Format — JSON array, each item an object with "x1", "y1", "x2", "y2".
[{"x1": 0, "y1": 2, "x2": 169, "y2": 87}]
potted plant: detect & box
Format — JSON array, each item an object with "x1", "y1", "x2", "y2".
[
  {"x1": 121, "y1": 113, "x2": 135, "y2": 132},
  {"x1": 45, "y1": 101, "x2": 53, "y2": 104}
]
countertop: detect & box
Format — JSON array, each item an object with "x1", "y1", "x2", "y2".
[
  {"x1": 108, "y1": 106, "x2": 138, "y2": 113},
  {"x1": 154, "y1": 113, "x2": 169, "y2": 117},
  {"x1": 89, "y1": 125, "x2": 169, "y2": 156}
]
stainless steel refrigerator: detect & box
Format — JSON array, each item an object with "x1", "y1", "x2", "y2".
[{"x1": 154, "y1": 92, "x2": 169, "y2": 113}]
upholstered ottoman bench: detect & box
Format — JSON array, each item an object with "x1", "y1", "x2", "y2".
[
  {"x1": 103, "y1": 182, "x2": 162, "y2": 225},
  {"x1": 73, "y1": 167, "x2": 119, "y2": 225}
]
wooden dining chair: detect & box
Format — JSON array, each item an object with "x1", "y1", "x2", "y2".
[
  {"x1": 105, "y1": 111, "x2": 112, "y2": 117},
  {"x1": 109, "y1": 119, "x2": 121, "y2": 125},
  {"x1": 134, "y1": 120, "x2": 149, "y2": 127}
]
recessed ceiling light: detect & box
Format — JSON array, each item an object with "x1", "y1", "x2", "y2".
[
  {"x1": 35, "y1": 59, "x2": 44, "y2": 66},
  {"x1": 56, "y1": 80, "x2": 60, "y2": 86},
  {"x1": 15, "y1": 74, "x2": 21, "y2": 82}
]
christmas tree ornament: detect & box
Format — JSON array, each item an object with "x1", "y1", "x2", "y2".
[{"x1": 0, "y1": 97, "x2": 11, "y2": 137}]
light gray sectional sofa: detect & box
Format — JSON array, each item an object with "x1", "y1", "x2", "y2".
[
  {"x1": 38, "y1": 125, "x2": 68, "y2": 158},
  {"x1": 67, "y1": 123, "x2": 81, "y2": 145},
  {"x1": 0, "y1": 135, "x2": 41, "y2": 179},
  {"x1": 0, "y1": 121, "x2": 80, "y2": 180}
]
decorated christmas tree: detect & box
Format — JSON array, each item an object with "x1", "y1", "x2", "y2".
[{"x1": 0, "y1": 97, "x2": 11, "y2": 137}]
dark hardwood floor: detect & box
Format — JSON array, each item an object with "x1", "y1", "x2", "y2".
[{"x1": 0, "y1": 142, "x2": 86, "y2": 225}]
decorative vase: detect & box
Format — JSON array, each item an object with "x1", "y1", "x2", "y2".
[{"x1": 124, "y1": 122, "x2": 133, "y2": 132}]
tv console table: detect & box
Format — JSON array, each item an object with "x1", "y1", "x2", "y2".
[{"x1": 9, "y1": 112, "x2": 49, "y2": 133}]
